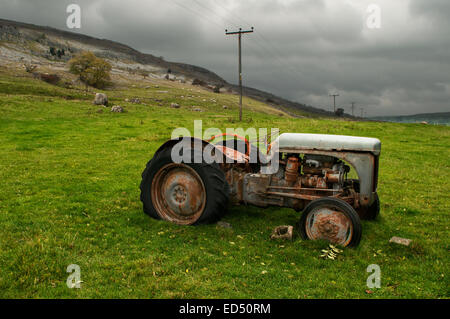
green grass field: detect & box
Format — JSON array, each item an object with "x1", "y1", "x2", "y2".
[{"x1": 0, "y1": 72, "x2": 449, "y2": 298}]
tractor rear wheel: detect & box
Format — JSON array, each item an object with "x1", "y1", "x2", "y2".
[
  {"x1": 140, "y1": 146, "x2": 229, "y2": 225},
  {"x1": 298, "y1": 197, "x2": 362, "y2": 247},
  {"x1": 349, "y1": 180, "x2": 380, "y2": 220},
  {"x1": 361, "y1": 193, "x2": 380, "y2": 220}
]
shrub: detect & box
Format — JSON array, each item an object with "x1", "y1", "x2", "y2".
[{"x1": 69, "y1": 51, "x2": 112, "y2": 90}]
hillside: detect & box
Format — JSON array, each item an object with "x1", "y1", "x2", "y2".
[
  {"x1": 371, "y1": 112, "x2": 450, "y2": 126},
  {"x1": 0, "y1": 18, "x2": 333, "y2": 117}
]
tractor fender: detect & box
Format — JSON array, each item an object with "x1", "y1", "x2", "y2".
[{"x1": 152, "y1": 137, "x2": 228, "y2": 162}]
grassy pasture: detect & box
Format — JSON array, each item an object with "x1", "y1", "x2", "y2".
[{"x1": 0, "y1": 72, "x2": 449, "y2": 298}]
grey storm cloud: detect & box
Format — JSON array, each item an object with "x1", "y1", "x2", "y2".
[{"x1": 0, "y1": 0, "x2": 449, "y2": 116}]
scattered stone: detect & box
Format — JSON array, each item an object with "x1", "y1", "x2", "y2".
[
  {"x1": 145, "y1": 86, "x2": 151, "y2": 89},
  {"x1": 96, "y1": 109, "x2": 103, "y2": 113},
  {"x1": 130, "y1": 98, "x2": 141, "y2": 104},
  {"x1": 270, "y1": 225, "x2": 293, "y2": 240},
  {"x1": 164, "y1": 74, "x2": 176, "y2": 81},
  {"x1": 111, "y1": 105, "x2": 124, "y2": 113},
  {"x1": 389, "y1": 236, "x2": 412, "y2": 246},
  {"x1": 93, "y1": 93, "x2": 108, "y2": 106},
  {"x1": 124, "y1": 98, "x2": 130, "y2": 102},
  {"x1": 223, "y1": 105, "x2": 228, "y2": 109},
  {"x1": 217, "y1": 221, "x2": 232, "y2": 229},
  {"x1": 171, "y1": 103, "x2": 180, "y2": 109},
  {"x1": 192, "y1": 107, "x2": 202, "y2": 112}
]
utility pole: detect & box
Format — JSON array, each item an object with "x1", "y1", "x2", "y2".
[
  {"x1": 351, "y1": 102, "x2": 355, "y2": 117},
  {"x1": 360, "y1": 108, "x2": 364, "y2": 118},
  {"x1": 329, "y1": 94, "x2": 339, "y2": 113},
  {"x1": 226, "y1": 27, "x2": 254, "y2": 121}
]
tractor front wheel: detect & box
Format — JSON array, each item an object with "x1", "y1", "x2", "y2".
[{"x1": 298, "y1": 197, "x2": 362, "y2": 247}]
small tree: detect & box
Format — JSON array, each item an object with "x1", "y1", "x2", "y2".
[
  {"x1": 69, "y1": 51, "x2": 112, "y2": 90},
  {"x1": 335, "y1": 108, "x2": 344, "y2": 117}
]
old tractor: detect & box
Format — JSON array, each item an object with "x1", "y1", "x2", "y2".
[{"x1": 140, "y1": 133, "x2": 381, "y2": 247}]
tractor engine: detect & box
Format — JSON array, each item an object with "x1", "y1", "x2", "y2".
[
  {"x1": 284, "y1": 154, "x2": 349, "y2": 190},
  {"x1": 241, "y1": 153, "x2": 351, "y2": 210}
]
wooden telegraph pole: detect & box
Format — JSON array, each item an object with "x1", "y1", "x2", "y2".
[
  {"x1": 226, "y1": 27, "x2": 254, "y2": 121},
  {"x1": 329, "y1": 93, "x2": 339, "y2": 113}
]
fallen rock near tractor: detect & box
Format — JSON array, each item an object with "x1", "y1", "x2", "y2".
[
  {"x1": 389, "y1": 236, "x2": 412, "y2": 246},
  {"x1": 217, "y1": 221, "x2": 232, "y2": 229},
  {"x1": 270, "y1": 225, "x2": 294, "y2": 240}
]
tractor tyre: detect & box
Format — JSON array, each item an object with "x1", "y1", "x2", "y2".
[
  {"x1": 361, "y1": 192, "x2": 380, "y2": 220},
  {"x1": 140, "y1": 145, "x2": 229, "y2": 225},
  {"x1": 349, "y1": 180, "x2": 380, "y2": 220},
  {"x1": 298, "y1": 197, "x2": 362, "y2": 247}
]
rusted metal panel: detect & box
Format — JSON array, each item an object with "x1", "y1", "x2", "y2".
[
  {"x1": 215, "y1": 144, "x2": 248, "y2": 163},
  {"x1": 285, "y1": 157, "x2": 299, "y2": 185}
]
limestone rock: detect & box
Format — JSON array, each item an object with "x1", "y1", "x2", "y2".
[{"x1": 93, "y1": 93, "x2": 108, "y2": 106}]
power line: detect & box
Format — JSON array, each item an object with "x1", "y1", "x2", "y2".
[
  {"x1": 211, "y1": 0, "x2": 253, "y2": 29},
  {"x1": 168, "y1": 1, "x2": 324, "y2": 111},
  {"x1": 169, "y1": 0, "x2": 224, "y2": 30},
  {"x1": 191, "y1": 0, "x2": 235, "y2": 27}
]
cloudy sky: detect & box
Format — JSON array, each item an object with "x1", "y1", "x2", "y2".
[{"x1": 1, "y1": 0, "x2": 449, "y2": 116}]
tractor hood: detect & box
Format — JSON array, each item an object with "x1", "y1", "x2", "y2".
[{"x1": 274, "y1": 133, "x2": 381, "y2": 155}]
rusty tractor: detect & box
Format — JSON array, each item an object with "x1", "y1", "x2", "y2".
[{"x1": 140, "y1": 133, "x2": 381, "y2": 247}]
